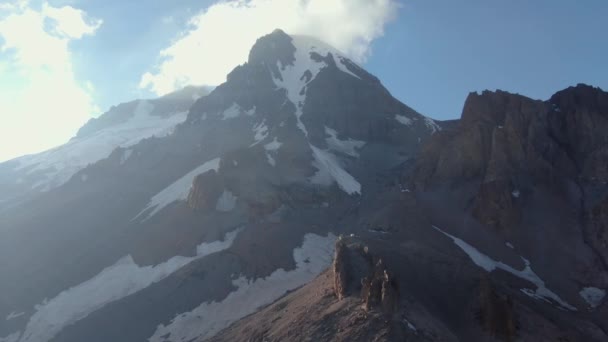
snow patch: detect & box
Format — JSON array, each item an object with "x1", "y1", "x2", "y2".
[
  {"x1": 148, "y1": 233, "x2": 336, "y2": 342},
  {"x1": 17, "y1": 229, "x2": 240, "y2": 342},
  {"x1": 334, "y1": 55, "x2": 361, "y2": 79},
  {"x1": 432, "y1": 225, "x2": 576, "y2": 311},
  {"x1": 505, "y1": 242, "x2": 514, "y2": 249},
  {"x1": 221, "y1": 103, "x2": 241, "y2": 120},
  {"x1": 424, "y1": 117, "x2": 441, "y2": 134},
  {"x1": 215, "y1": 190, "x2": 237, "y2": 212},
  {"x1": 251, "y1": 121, "x2": 269, "y2": 145},
  {"x1": 324, "y1": 126, "x2": 365, "y2": 157},
  {"x1": 120, "y1": 149, "x2": 133, "y2": 165},
  {"x1": 579, "y1": 287, "x2": 605, "y2": 308},
  {"x1": 135, "y1": 158, "x2": 221, "y2": 220},
  {"x1": 5, "y1": 312, "x2": 24, "y2": 321},
  {"x1": 266, "y1": 154, "x2": 276, "y2": 166},
  {"x1": 511, "y1": 190, "x2": 520, "y2": 198},
  {"x1": 264, "y1": 138, "x2": 282, "y2": 167},
  {"x1": 272, "y1": 36, "x2": 361, "y2": 136},
  {"x1": 395, "y1": 114, "x2": 413, "y2": 126},
  {"x1": 264, "y1": 137, "x2": 282, "y2": 152},
  {"x1": 14, "y1": 100, "x2": 187, "y2": 192},
  {"x1": 403, "y1": 319, "x2": 417, "y2": 332},
  {"x1": 310, "y1": 146, "x2": 361, "y2": 195},
  {"x1": 245, "y1": 106, "x2": 256, "y2": 116}
]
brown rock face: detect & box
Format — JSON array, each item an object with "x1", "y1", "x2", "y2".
[
  {"x1": 588, "y1": 197, "x2": 608, "y2": 266},
  {"x1": 413, "y1": 85, "x2": 608, "y2": 237},
  {"x1": 412, "y1": 89, "x2": 574, "y2": 187},
  {"x1": 472, "y1": 180, "x2": 520, "y2": 232},
  {"x1": 332, "y1": 239, "x2": 398, "y2": 316},
  {"x1": 333, "y1": 239, "x2": 349, "y2": 300},
  {"x1": 549, "y1": 84, "x2": 608, "y2": 182},
  {"x1": 187, "y1": 170, "x2": 223, "y2": 211},
  {"x1": 332, "y1": 239, "x2": 372, "y2": 300},
  {"x1": 361, "y1": 259, "x2": 398, "y2": 315},
  {"x1": 477, "y1": 277, "x2": 517, "y2": 342}
]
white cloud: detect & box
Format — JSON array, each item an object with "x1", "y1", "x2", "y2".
[
  {"x1": 140, "y1": 0, "x2": 399, "y2": 95},
  {"x1": 43, "y1": 3, "x2": 102, "y2": 39},
  {"x1": 0, "y1": 1, "x2": 101, "y2": 162}
]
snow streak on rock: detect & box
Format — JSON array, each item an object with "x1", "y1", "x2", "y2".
[
  {"x1": 272, "y1": 35, "x2": 361, "y2": 136},
  {"x1": 251, "y1": 121, "x2": 269, "y2": 145},
  {"x1": 221, "y1": 103, "x2": 242, "y2": 120},
  {"x1": 579, "y1": 287, "x2": 606, "y2": 308},
  {"x1": 310, "y1": 146, "x2": 361, "y2": 195},
  {"x1": 264, "y1": 137, "x2": 282, "y2": 167},
  {"x1": 395, "y1": 114, "x2": 413, "y2": 126},
  {"x1": 432, "y1": 226, "x2": 576, "y2": 311},
  {"x1": 15, "y1": 230, "x2": 240, "y2": 342},
  {"x1": 5, "y1": 312, "x2": 24, "y2": 321},
  {"x1": 148, "y1": 233, "x2": 336, "y2": 342},
  {"x1": 215, "y1": 190, "x2": 237, "y2": 212},
  {"x1": 135, "y1": 158, "x2": 221, "y2": 220},
  {"x1": 324, "y1": 126, "x2": 365, "y2": 157},
  {"x1": 424, "y1": 117, "x2": 441, "y2": 134}
]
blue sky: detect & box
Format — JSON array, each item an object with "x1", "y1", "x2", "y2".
[
  {"x1": 368, "y1": 0, "x2": 608, "y2": 118},
  {"x1": 1, "y1": 0, "x2": 607, "y2": 161}
]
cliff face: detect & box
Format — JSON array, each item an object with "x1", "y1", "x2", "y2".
[
  {"x1": 414, "y1": 85, "x2": 608, "y2": 185},
  {"x1": 549, "y1": 85, "x2": 608, "y2": 182},
  {"x1": 413, "y1": 85, "x2": 608, "y2": 242}
]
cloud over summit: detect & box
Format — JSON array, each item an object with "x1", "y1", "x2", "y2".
[{"x1": 140, "y1": 0, "x2": 399, "y2": 95}]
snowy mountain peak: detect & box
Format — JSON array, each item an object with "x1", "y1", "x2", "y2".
[{"x1": 249, "y1": 30, "x2": 364, "y2": 86}]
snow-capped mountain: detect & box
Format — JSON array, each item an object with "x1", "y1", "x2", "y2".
[
  {"x1": 0, "y1": 30, "x2": 439, "y2": 342},
  {"x1": 1, "y1": 29, "x2": 606, "y2": 342}
]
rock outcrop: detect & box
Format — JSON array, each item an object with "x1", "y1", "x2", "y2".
[
  {"x1": 361, "y1": 258, "x2": 399, "y2": 315},
  {"x1": 332, "y1": 238, "x2": 372, "y2": 300},
  {"x1": 332, "y1": 238, "x2": 399, "y2": 316},
  {"x1": 187, "y1": 170, "x2": 224, "y2": 211}
]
